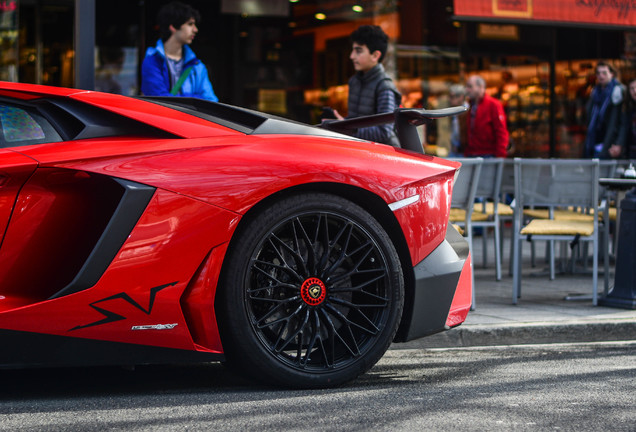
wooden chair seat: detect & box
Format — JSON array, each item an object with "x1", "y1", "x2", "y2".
[
  {"x1": 591, "y1": 207, "x2": 617, "y2": 221},
  {"x1": 523, "y1": 208, "x2": 594, "y2": 222},
  {"x1": 520, "y1": 219, "x2": 595, "y2": 236},
  {"x1": 449, "y1": 208, "x2": 490, "y2": 222}
]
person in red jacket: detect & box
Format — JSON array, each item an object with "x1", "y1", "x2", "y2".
[{"x1": 464, "y1": 75, "x2": 509, "y2": 157}]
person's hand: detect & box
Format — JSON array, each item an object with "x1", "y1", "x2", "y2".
[
  {"x1": 320, "y1": 107, "x2": 344, "y2": 122},
  {"x1": 608, "y1": 144, "x2": 622, "y2": 158}
]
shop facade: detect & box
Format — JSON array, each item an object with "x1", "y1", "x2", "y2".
[
  {"x1": 4, "y1": 0, "x2": 636, "y2": 158},
  {"x1": 453, "y1": 0, "x2": 636, "y2": 158}
]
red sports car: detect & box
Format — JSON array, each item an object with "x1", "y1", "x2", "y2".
[{"x1": 0, "y1": 82, "x2": 471, "y2": 388}]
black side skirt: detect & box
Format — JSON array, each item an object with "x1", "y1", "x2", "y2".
[{"x1": 0, "y1": 329, "x2": 223, "y2": 369}]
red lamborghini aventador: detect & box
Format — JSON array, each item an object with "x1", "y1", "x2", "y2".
[{"x1": 0, "y1": 82, "x2": 471, "y2": 388}]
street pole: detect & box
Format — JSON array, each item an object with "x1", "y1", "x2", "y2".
[{"x1": 75, "y1": 0, "x2": 95, "y2": 90}]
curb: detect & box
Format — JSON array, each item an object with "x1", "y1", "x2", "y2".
[{"x1": 391, "y1": 319, "x2": 636, "y2": 349}]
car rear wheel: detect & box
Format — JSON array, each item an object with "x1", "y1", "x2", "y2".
[{"x1": 216, "y1": 193, "x2": 404, "y2": 388}]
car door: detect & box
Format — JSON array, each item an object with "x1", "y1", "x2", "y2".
[
  {"x1": 0, "y1": 98, "x2": 63, "y2": 245},
  {"x1": 0, "y1": 99, "x2": 61, "y2": 303},
  {"x1": 0, "y1": 96, "x2": 159, "y2": 306},
  {"x1": 0, "y1": 150, "x2": 38, "y2": 246}
]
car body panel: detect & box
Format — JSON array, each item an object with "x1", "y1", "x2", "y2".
[
  {"x1": 446, "y1": 255, "x2": 473, "y2": 328},
  {"x1": 69, "y1": 91, "x2": 243, "y2": 138},
  {"x1": 0, "y1": 82, "x2": 81, "y2": 100},
  {"x1": 18, "y1": 135, "x2": 456, "y2": 266},
  {"x1": 0, "y1": 82, "x2": 471, "y2": 374},
  {"x1": 0, "y1": 187, "x2": 237, "y2": 352},
  {"x1": 0, "y1": 150, "x2": 38, "y2": 246}
]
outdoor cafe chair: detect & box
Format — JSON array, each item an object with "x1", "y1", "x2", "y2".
[
  {"x1": 449, "y1": 157, "x2": 510, "y2": 281},
  {"x1": 517, "y1": 160, "x2": 615, "y2": 293},
  {"x1": 597, "y1": 160, "x2": 619, "y2": 247},
  {"x1": 511, "y1": 158, "x2": 603, "y2": 305},
  {"x1": 596, "y1": 160, "x2": 617, "y2": 294}
]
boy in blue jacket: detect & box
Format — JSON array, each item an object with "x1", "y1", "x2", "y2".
[{"x1": 141, "y1": 1, "x2": 218, "y2": 101}]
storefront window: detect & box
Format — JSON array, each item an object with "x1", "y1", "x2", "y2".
[
  {"x1": 393, "y1": 45, "x2": 461, "y2": 155},
  {"x1": 456, "y1": 57, "x2": 631, "y2": 158},
  {"x1": 94, "y1": 46, "x2": 138, "y2": 96},
  {"x1": 462, "y1": 59, "x2": 554, "y2": 158},
  {"x1": 0, "y1": 0, "x2": 18, "y2": 82},
  {"x1": 296, "y1": 1, "x2": 401, "y2": 123},
  {"x1": 18, "y1": 1, "x2": 74, "y2": 87},
  {"x1": 95, "y1": 0, "x2": 139, "y2": 96}
]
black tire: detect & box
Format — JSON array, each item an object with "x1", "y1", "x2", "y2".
[{"x1": 216, "y1": 193, "x2": 404, "y2": 388}]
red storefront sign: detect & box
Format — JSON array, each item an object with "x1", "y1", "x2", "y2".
[{"x1": 454, "y1": 0, "x2": 636, "y2": 27}]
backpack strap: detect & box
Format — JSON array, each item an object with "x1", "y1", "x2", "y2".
[{"x1": 170, "y1": 66, "x2": 193, "y2": 95}]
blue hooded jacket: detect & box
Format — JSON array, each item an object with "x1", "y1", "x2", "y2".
[{"x1": 141, "y1": 39, "x2": 218, "y2": 102}]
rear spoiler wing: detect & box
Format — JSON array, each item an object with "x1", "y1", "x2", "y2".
[{"x1": 320, "y1": 106, "x2": 467, "y2": 154}]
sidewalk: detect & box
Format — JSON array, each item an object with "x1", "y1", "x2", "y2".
[{"x1": 396, "y1": 235, "x2": 636, "y2": 349}]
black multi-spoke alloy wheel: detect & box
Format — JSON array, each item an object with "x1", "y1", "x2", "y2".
[{"x1": 217, "y1": 193, "x2": 404, "y2": 388}]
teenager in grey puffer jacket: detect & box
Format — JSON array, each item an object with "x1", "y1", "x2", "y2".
[{"x1": 332, "y1": 25, "x2": 401, "y2": 146}]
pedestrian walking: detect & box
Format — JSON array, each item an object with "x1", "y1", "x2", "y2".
[
  {"x1": 615, "y1": 77, "x2": 636, "y2": 159},
  {"x1": 328, "y1": 25, "x2": 401, "y2": 146},
  {"x1": 141, "y1": 1, "x2": 218, "y2": 101},
  {"x1": 464, "y1": 75, "x2": 508, "y2": 157},
  {"x1": 584, "y1": 61, "x2": 624, "y2": 158}
]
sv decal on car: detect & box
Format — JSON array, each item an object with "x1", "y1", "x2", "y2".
[
  {"x1": 69, "y1": 282, "x2": 178, "y2": 331},
  {"x1": 131, "y1": 323, "x2": 178, "y2": 330}
]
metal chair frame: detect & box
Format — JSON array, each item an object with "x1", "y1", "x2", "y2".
[
  {"x1": 511, "y1": 158, "x2": 602, "y2": 305},
  {"x1": 450, "y1": 157, "x2": 506, "y2": 281}
]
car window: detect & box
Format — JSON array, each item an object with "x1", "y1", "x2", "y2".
[{"x1": 0, "y1": 102, "x2": 62, "y2": 147}]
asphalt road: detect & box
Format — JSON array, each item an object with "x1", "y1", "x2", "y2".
[{"x1": 1, "y1": 341, "x2": 635, "y2": 431}]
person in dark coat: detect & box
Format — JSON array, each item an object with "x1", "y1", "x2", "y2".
[
  {"x1": 584, "y1": 61, "x2": 624, "y2": 158},
  {"x1": 617, "y1": 78, "x2": 636, "y2": 159}
]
